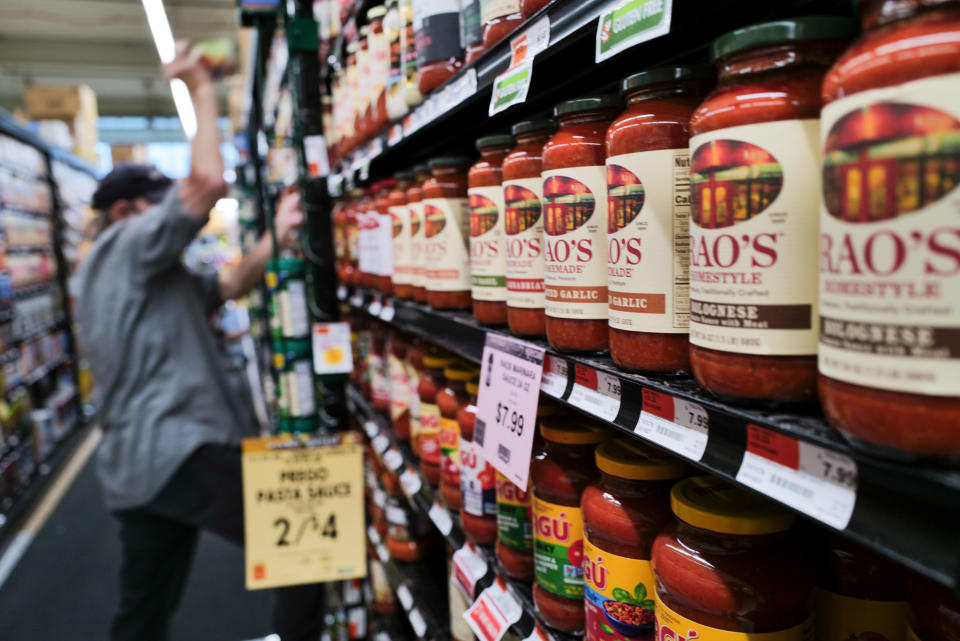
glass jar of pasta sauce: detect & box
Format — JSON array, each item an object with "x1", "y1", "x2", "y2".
[
  {"x1": 520, "y1": 0, "x2": 551, "y2": 19},
  {"x1": 582, "y1": 439, "x2": 686, "y2": 641},
  {"x1": 406, "y1": 337, "x2": 425, "y2": 454},
  {"x1": 543, "y1": 95, "x2": 622, "y2": 353},
  {"x1": 459, "y1": 378, "x2": 497, "y2": 545},
  {"x1": 374, "y1": 179, "x2": 396, "y2": 295},
  {"x1": 652, "y1": 476, "x2": 814, "y2": 637},
  {"x1": 688, "y1": 18, "x2": 854, "y2": 404},
  {"x1": 414, "y1": 0, "x2": 464, "y2": 94},
  {"x1": 438, "y1": 362, "x2": 476, "y2": 510},
  {"x1": 408, "y1": 163, "x2": 430, "y2": 303},
  {"x1": 390, "y1": 171, "x2": 415, "y2": 300},
  {"x1": 504, "y1": 119, "x2": 555, "y2": 337},
  {"x1": 606, "y1": 66, "x2": 710, "y2": 374},
  {"x1": 819, "y1": 0, "x2": 960, "y2": 459},
  {"x1": 418, "y1": 352, "x2": 455, "y2": 485},
  {"x1": 367, "y1": 6, "x2": 390, "y2": 135},
  {"x1": 388, "y1": 330, "x2": 412, "y2": 441},
  {"x1": 345, "y1": 188, "x2": 363, "y2": 285},
  {"x1": 357, "y1": 26, "x2": 372, "y2": 142},
  {"x1": 481, "y1": 0, "x2": 522, "y2": 49},
  {"x1": 462, "y1": 0, "x2": 485, "y2": 63},
  {"x1": 531, "y1": 416, "x2": 607, "y2": 634},
  {"x1": 370, "y1": 322, "x2": 391, "y2": 413},
  {"x1": 908, "y1": 575, "x2": 960, "y2": 641},
  {"x1": 424, "y1": 156, "x2": 474, "y2": 310},
  {"x1": 470, "y1": 134, "x2": 513, "y2": 325}
]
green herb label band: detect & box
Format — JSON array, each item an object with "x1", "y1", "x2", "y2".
[
  {"x1": 496, "y1": 472, "x2": 532, "y2": 549},
  {"x1": 532, "y1": 493, "x2": 584, "y2": 598}
]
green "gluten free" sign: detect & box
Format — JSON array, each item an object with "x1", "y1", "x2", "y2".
[{"x1": 595, "y1": 0, "x2": 672, "y2": 62}]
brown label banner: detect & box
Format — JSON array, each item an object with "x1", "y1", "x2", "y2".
[
  {"x1": 690, "y1": 300, "x2": 811, "y2": 330},
  {"x1": 820, "y1": 317, "x2": 960, "y2": 359},
  {"x1": 608, "y1": 291, "x2": 665, "y2": 314}
]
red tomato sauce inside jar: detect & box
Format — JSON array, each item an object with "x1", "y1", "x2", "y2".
[
  {"x1": 424, "y1": 156, "x2": 474, "y2": 310},
  {"x1": 414, "y1": 4, "x2": 463, "y2": 94},
  {"x1": 503, "y1": 118, "x2": 556, "y2": 337},
  {"x1": 542, "y1": 96, "x2": 622, "y2": 353},
  {"x1": 438, "y1": 362, "x2": 476, "y2": 511},
  {"x1": 481, "y1": 0, "x2": 522, "y2": 49},
  {"x1": 459, "y1": 378, "x2": 498, "y2": 545},
  {"x1": 417, "y1": 352, "x2": 454, "y2": 485},
  {"x1": 373, "y1": 180, "x2": 396, "y2": 295},
  {"x1": 469, "y1": 134, "x2": 513, "y2": 325}
]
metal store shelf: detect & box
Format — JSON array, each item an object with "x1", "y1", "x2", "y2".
[{"x1": 345, "y1": 286, "x2": 960, "y2": 592}]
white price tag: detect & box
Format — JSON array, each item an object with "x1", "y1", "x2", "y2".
[
  {"x1": 510, "y1": 16, "x2": 550, "y2": 62},
  {"x1": 595, "y1": 0, "x2": 672, "y2": 62},
  {"x1": 452, "y1": 542, "x2": 489, "y2": 600},
  {"x1": 369, "y1": 136, "x2": 383, "y2": 160},
  {"x1": 372, "y1": 434, "x2": 390, "y2": 454},
  {"x1": 380, "y1": 304, "x2": 396, "y2": 322},
  {"x1": 376, "y1": 632, "x2": 391, "y2": 641},
  {"x1": 304, "y1": 134, "x2": 330, "y2": 178},
  {"x1": 376, "y1": 543, "x2": 389, "y2": 562},
  {"x1": 363, "y1": 420, "x2": 379, "y2": 439},
  {"x1": 367, "y1": 525, "x2": 381, "y2": 545},
  {"x1": 386, "y1": 504, "x2": 408, "y2": 526},
  {"x1": 428, "y1": 501, "x2": 453, "y2": 536},
  {"x1": 399, "y1": 467, "x2": 423, "y2": 497},
  {"x1": 540, "y1": 354, "x2": 568, "y2": 398},
  {"x1": 568, "y1": 365, "x2": 621, "y2": 422},
  {"x1": 312, "y1": 322, "x2": 354, "y2": 375},
  {"x1": 336, "y1": 285, "x2": 348, "y2": 301},
  {"x1": 382, "y1": 448, "x2": 404, "y2": 471},
  {"x1": 735, "y1": 425, "x2": 858, "y2": 529},
  {"x1": 347, "y1": 606, "x2": 366, "y2": 639},
  {"x1": 464, "y1": 579, "x2": 524, "y2": 641},
  {"x1": 373, "y1": 488, "x2": 387, "y2": 508},
  {"x1": 368, "y1": 299, "x2": 383, "y2": 317},
  {"x1": 489, "y1": 61, "x2": 534, "y2": 116},
  {"x1": 634, "y1": 389, "x2": 709, "y2": 461},
  {"x1": 408, "y1": 608, "x2": 427, "y2": 638},
  {"x1": 396, "y1": 583, "x2": 414, "y2": 611},
  {"x1": 475, "y1": 334, "x2": 545, "y2": 490},
  {"x1": 349, "y1": 292, "x2": 364, "y2": 307},
  {"x1": 522, "y1": 626, "x2": 549, "y2": 641},
  {"x1": 387, "y1": 124, "x2": 403, "y2": 146}
]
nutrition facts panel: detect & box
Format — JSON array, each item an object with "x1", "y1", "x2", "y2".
[{"x1": 672, "y1": 149, "x2": 691, "y2": 330}]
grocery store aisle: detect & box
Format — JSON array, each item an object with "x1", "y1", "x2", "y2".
[{"x1": 0, "y1": 429, "x2": 274, "y2": 641}]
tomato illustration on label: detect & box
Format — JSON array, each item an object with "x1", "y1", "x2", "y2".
[
  {"x1": 505, "y1": 184, "x2": 542, "y2": 235},
  {"x1": 543, "y1": 175, "x2": 596, "y2": 235},
  {"x1": 607, "y1": 163, "x2": 645, "y2": 233},
  {"x1": 690, "y1": 139, "x2": 783, "y2": 228},
  {"x1": 410, "y1": 209, "x2": 421, "y2": 236},
  {"x1": 470, "y1": 193, "x2": 499, "y2": 236},
  {"x1": 424, "y1": 204, "x2": 446, "y2": 237},
  {"x1": 392, "y1": 212, "x2": 403, "y2": 238}
]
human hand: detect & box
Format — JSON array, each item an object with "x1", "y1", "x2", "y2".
[
  {"x1": 275, "y1": 191, "x2": 305, "y2": 248},
  {"x1": 163, "y1": 40, "x2": 213, "y2": 92}
]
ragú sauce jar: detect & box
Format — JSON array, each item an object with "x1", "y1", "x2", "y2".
[
  {"x1": 424, "y1": 156, "x2": 474, "y2": 310},
  {"x1": 388, "y1": 330, "x2": 412, "y2": 441},
  {"x1": 606, "y1": 66, "x2": 710, "y2": 374},
  {"x1": 469, "y1": 134, "x2": 513, "y2": 325},
  {"x1": 531, "y1": 415, "x2": 607, "y2": 634},
  {"x1": 406, "y1": 337, "x2": 425, "y2": 454},
  {"x1": 438, "y1": 361, "x2": 475, "y2": 511},
  {"x1": 414, "y1": 0, "x2": 463, "y2": 94},
  {"x1": 582, "y1": 439, "x2": 686, "y2": 641},
  {"x1": 481, "y1": 0, "x2": 522, "y2": 49},
  {"x1": 819, "y1": 0, "x2": 960, "y2": 459},
  {"x1": 390, "y1": 170, "x2": 414, "y2": 300},
  {"x1": 418, "y1": 352, "x2": 454, "y2": 485},
  {"x1": 408, "y1": 163, "x2": 430, "y2": 303},
  {"x1": 504, "y1": 118, "x2": 555, "y2": 337},
  {"x1": 459, "y1": 378, "x2": 498, "y2": 545},
  {"x1": 651, "y1": 476, "x2": 814, "y2": 637},
  {"x1": 688, "y1": 18, "x2": 854, "y2": 404},
  {"x1": 543, "y1": 95, "x2": 622, "y2": 353}
]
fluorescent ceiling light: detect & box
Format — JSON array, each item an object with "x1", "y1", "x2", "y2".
[{"x1": 141, "y1": 0, "x2": 198, "y2": 139}]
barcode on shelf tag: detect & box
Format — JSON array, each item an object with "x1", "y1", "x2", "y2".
[
  {"x1": 382, "y1": 448, "x2": 404, "y2": 471},
  {"x1": 452, "y1": 542, "x2": 489, "y2": 601},
  {"x1": 336, "y1": 285, "x2": 348, "y2": 301},
  {"x1": 367, "y1": 525, "x2": 381, "y2": 545},
  {"x1": 634, "y1": 389, "x2": 709, "y2": 461},
  {"x1": 540, "y1": 355, "x2": 569, "y2": 398},
  {"x1": 379, "y1": 304, "x2": 396, "y2": 322},
  {"x1": 396, "y1": 583, "x2": 414, "y2": 611},
  {"x1": 399, "y1": 467, "x2": 422, "y2": 497},
  {"x1": 736, "y1": 424, "x2": 858, "y2": 529},
  {"x1": 376, "y1": 543, "x2": 389, "y2": 562},
  {"x1": 428, "y1": 501, "x2": 453, "y2": 536},
  {"x1": 408, "y1": 608, "x2": 427, "y2": 638},
  {"x1": 373, "y1": 488, "x2": 387, "y2": 508},
  {"x1": 569, "y1": 365, "x2": 621, "y2": 422},
  {"x1": 475, "y1": 334, "x2": 545, "y2": 491},
  {"x1": 464, "y1": 579, "x2": 523, "y2": 641},
  {"x1": 364, "y1": 420, "x2": 379, "y2": 439},
  {"x1": 372, "y1": 434, "x2": 390, "y2": 454},
  {"x1": 368, "y1": 298, "x2": 383, "y2": 317}
]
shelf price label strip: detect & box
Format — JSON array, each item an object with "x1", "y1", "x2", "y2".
[
  {"x1": 568, "y1": 364, "x2": 621, "y2": 422},
  {"x1": 735, "y1": 424, "x2": 858, "y2": 530},
  {"x1": 452, "y1": 542, "x2": 490, "y2": 601},
  {"x1": 489, "y1": 17, "x2": 550, "y2": 116},
  {"x1": 464, "y1": 578, "x2": 524, "y2": 641},
  {"x1": 539, "y1": 354, "x2": 570, "y2": 399},
  {"x1": 634, "y1": 388, "x2": 709, "y2": 461}
]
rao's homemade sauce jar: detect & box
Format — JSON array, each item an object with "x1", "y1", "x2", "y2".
[
  {"x1": 408, "y1": 163, "x2": 430, "y2": 303},
  {"x1": 819, "y1": 0, "x2": 960, "y2": 459},
  {"x1": 543, "y1": 96, "x2": 622, "y2": 353},
  {"x1": 469, "y1": 134, "x2": 513, "y2": 325},
  {"x1": 390, "y1": 170, "x2": 415, "y2": 299},
  {"x1": 606, "y1": 66, "x2": 709, "y2": 374},
  {"x1": 424, "y1": 156, "x2": 474, "y2": 310},
  {"x1": 688, "y1": 18, "x2": 853, "y2": 404},
  {"x1": 504, "y1": 118, "x2": 555, "y2": 337}
]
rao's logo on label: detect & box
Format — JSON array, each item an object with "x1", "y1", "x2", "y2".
[
  {"x1": 823, "y1": 102, "x2": 960, "y2": 223},
  {"x1": 469, "y1": 193, "x2": 499, "y2": 237},
  {"x1": 543, "y1": 175, "x2": 596, "y2": 236},
  {"x1": 392, "y1": 212, "x2": 403, "y2": 238},
  {"x1": 504, "y1": 184, "x2": 542, "y2": 235},
  {"x1": 410, "y1": 209, "x2": 421, "y2": 236},
  {"x1": 424, "y1": 204, "x2": 446, "y2": 238},
  {"x1": 690, "y1": 139, "x2": 783, "y2": 228},
  {"x1": 607, "y1": 164, "x2": 645, "y2": 232}
]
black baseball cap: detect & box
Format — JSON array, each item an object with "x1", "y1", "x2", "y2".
[{"x1": 91, "y1": 164, "x2": 173, "y2": 210}]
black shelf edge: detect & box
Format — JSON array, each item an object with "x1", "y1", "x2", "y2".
[{"x1": 345, "y1": 286, "x2": 960, "y2": 591}]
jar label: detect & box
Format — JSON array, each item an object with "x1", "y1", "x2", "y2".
[
  {"x1": 480, "y1": 0, "x2": 520, "y2": 25},
  {"x1": 423, "y1": 197, "x2": 471, "y2": 292},
  {"x1": 377, "y1": 212, "x2": 395, "y2": 277},
  {"x1": 532, "y1": 493, "x2": 585, "y2": 598},
  {"x1": 409, "y1": 201, "x2": 425, "y2": 288},
  {"x1": 819, "y1": 72, "x2": 960, "y2": 395},
  {"x1": 655, "y1": 598, "x2": 814, "y2": 641},
  {"x1": 419, "y1": 402, "x2": 441, "y2": 464},
  {"x1": 413, "y1": 1, "x2": 462, "y2": 67},
  {"x1": 461, "y1": 439, "x2": 497, "y2": 517},
  {"x1": 390, "y1": 205, "x2": 413, "y2": 286},
  {"x1": 688, "y1": 119, "x2": 820, "y2": 355},
  {"x1": 469, "y1": 185, "x2": 508, "y2": 302},
  {"x1": 440, "y1": 416, "x2": 461, "y2": 486},
  {"x1": 388, "y1": 353, "x2": 410, "y2": 421},
  {"x1": 496, "y1": 471, "x2": 532, "y2": 549},
  {"x1": 370, "y1": 353, "x2": 390, "y2": 406},
  {"x1": 542, "y1": 165, "x2": 610, "y2": 320},
  {"x1": 815, "y1": 588, "x2": 907, "y2": 641},
  {"x1": 280, "y1": 280, "x2": 310, "y2": 337},
  {"x1": 371, "y1": 29, "x2": 390, "y2": 95},
  {"x1": 460, "y1": 0, "x2": 482, "y2": 45},
  {"x1": 607, "y1": 148, "x2": 691, "y2": 333},
  {"x1": 401, "y1": 1, "x2": 419, "y2": 92},
  {"x1": 287, "y1": 360, "x2": 316, "y2": 418},
  {"x1": 504, "y1": 177, "x2": 546, "y2": 309},
  {"x1": 583, "y1": 535, "x2": 655, "y2": 641}
]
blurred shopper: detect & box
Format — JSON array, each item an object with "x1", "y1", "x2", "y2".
[{"x1": 76, "y1": 41, "x2": 321, "y2": 641}]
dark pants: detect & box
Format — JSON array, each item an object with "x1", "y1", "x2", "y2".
[{"x1": 110, "y1": 444, "x2": 325, "y2": 641}]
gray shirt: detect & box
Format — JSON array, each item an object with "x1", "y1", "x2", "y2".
[{"x1": 77, "y1": 186, "x2": 257, "y2": 510}]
